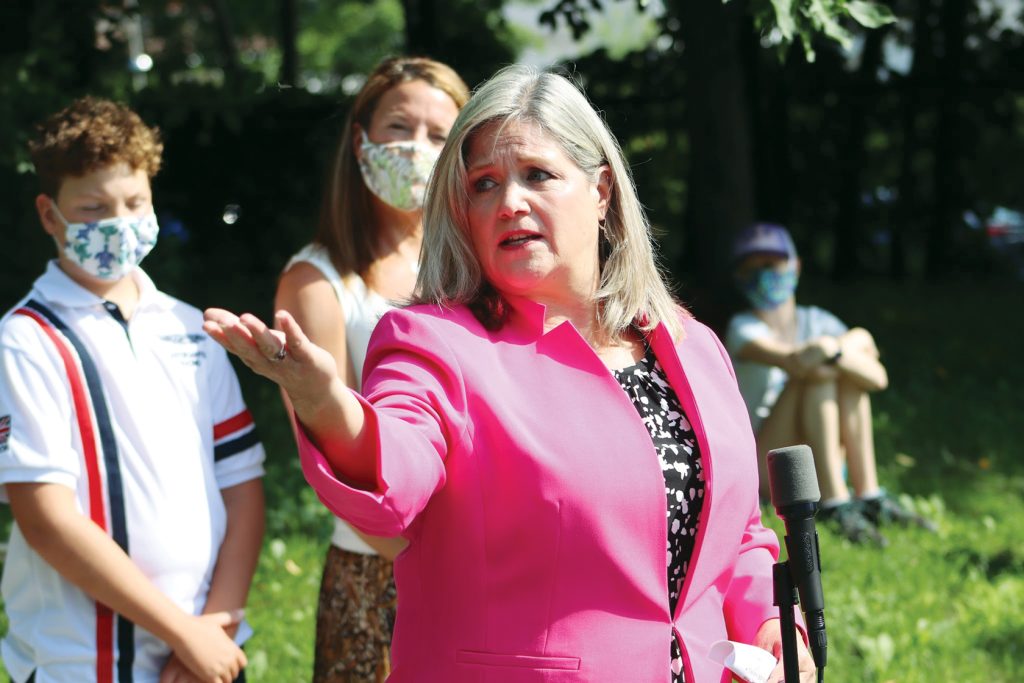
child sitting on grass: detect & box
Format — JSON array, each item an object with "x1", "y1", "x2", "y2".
[
  {"x1": 0, "y1": 97, "x2": 265, "y2": 683},
  {"x1": 725, "y1": 222, "x2": 935, "y2": 546}
]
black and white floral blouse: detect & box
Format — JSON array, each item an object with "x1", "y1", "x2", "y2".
[{"x1": 612, "y1": 347, "x2": 706, "y2": 683}]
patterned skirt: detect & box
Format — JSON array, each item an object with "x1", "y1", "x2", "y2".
[{"x1": 312, "y1": 545, "x2": 397, "y2": 683}]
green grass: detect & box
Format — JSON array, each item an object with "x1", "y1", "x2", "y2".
[{"x1": 1, "y1": 277, "x2": 1022, "y2": 681}]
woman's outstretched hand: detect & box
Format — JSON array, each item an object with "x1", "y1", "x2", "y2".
[
  {"x1": 203, "y1": 308, "x2": 374, "y2": 483},
  {"x1": 203, "y1": 308, "x2": 366, "y2": 449},
  {"x1": 203, "y1": 308, "x2": 337, "y2": 411}
]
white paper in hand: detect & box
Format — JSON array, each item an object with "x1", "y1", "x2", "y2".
[{"x1": 709, "y1": 640, "x2": 778, "y2": 683}]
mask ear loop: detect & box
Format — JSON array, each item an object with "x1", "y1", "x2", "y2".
[
  {"x1": 47, "y1": 200, "x2": 73, "y2": 255},
  {"x1": 49, "y1": 200, "x2": 71, "y2": 227}
]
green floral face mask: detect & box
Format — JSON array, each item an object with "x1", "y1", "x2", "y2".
[
  {"x1": 358, "y1": 131, "x2": 441, "y2": 212},
  {"x1": 52, "y1": 202, "x2": 159, "y2": 281}
]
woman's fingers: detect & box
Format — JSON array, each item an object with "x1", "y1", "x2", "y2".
[
  {"x1": 275, "y1": 309, "x2": 313, "y2": 363},
  {"x1": 238, "y1": 313, "x2": 286, "y2": 362},
  {"x1": 203, "y1": 309, "x2": 337, "y2": 409},
  {"x1": 204, "y1": 309, "x2": 285, "y2": 374}
]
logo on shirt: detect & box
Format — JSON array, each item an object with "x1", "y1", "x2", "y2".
[
  {"x1": 160, "y1": 333, "x2": 208, "y2": 367},
  {"x1": 0, "y1": 415, "x2": 10, "y2": 452}
]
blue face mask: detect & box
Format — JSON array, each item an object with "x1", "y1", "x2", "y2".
[{"x1": 737, "y1": 261, "x2": 798, "y2": 310}]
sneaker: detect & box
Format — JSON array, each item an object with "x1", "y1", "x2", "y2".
[
  {"x1": 819, "y1": 502, "x2": 888, "y2": 547},
  {"x1": 860, "y1": 494, "x2": 938, "y2": 532}
]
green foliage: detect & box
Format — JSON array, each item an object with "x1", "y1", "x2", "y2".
[
  {"x1": 749, "y1": 0, "x2": 896, "y2": 60},
  {"x1": 244, "y1": 534, "x2": 324, "y2": 681},
  {"x1": 130, "y1": 0, "x2": 407, "y2": 91},
  {"x1": 541, "y1": 0, "x2": 896, "y2": 61},
  {"x1": 296, "y1": 0, "x2": 404, "y2": 83}
]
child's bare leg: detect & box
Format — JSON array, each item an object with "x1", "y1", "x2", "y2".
[
  {"x1": 799, "y1": 379, "x2": 849, "y2": 503},
  {"x1": 837, "y1": 380, "x2": 881, "y2": 498},
  {"x1": 755, "y1": 382, "x2": 803, "y2": 501}
]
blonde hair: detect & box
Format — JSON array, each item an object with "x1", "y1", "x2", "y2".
[
  {"x1": 29, "y1": 96, "x2": 163, "y2": 197},
  {"x1": 315, "y1": 56, "x2": 470, "y2": 277},
  {"x1": 416, "y1": 64, "x2": 685, "y2": 338}
]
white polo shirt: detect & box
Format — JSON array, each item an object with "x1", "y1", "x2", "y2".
[{"x1": 0, "y1": 262, "x2": 265, "y2": 683}]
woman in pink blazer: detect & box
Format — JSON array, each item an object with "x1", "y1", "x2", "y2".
[{"x1": 206, "y1": 66, "x2": 816, "y2": 682}]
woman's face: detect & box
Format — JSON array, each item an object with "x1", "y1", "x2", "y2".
[
  {"x1": 356, "y1": 79, "x2": 460, "y2": 150},
  {"x1": 464, "y1": 119, "x2": 610, "y2": 306}
]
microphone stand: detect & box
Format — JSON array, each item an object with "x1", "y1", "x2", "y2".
[{"x1": 772, "y1": 562, "x2": 801, "y2": 683}]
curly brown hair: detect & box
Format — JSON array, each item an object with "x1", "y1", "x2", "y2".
[{"x1": 29, "y1": 96, "x2": 163, "y2": 197}]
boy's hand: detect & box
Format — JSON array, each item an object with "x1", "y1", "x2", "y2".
[
  {"x1": 160, "y1": 611, "x2": 244, "y2": 683},
  {"x1": 786, "y1": 336, "x2": 840, "y2": 378},
  {"x1": 158, "y1": 654, "x2": 201, "y2": 683},
  {"x1": 168, "y1": 611, "x2": 246, "y2": 683}
]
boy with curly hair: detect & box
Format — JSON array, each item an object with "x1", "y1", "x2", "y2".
[{"x1": 0, "y1": 97, "x2": 265, "y2": 683}]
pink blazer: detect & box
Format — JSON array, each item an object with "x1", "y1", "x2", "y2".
[{"x1": 299, "y1": 297, "x2": 783, "y2": 682}]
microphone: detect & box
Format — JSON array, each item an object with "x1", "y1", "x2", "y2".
[{"x1": 767, "y1": 445, "x2": 827, "y2": 675}]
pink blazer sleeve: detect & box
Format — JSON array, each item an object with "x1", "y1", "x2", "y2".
[{"x1": 297, "y1": 309, "x2": 469, "y2": 537}]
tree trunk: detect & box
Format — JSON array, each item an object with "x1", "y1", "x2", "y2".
[
  {"x1": 927, "y1": 0, "x2": 967, "y2": 279},
  {"x1": 892, "y1": 0, "x2": 935, "y2": 280},
  {"x1": 677, "y1": 0, "x2": 756, "y2": 331},
  {"x1": 278, "y1": 0, "x2": 298, "y2": 86},
  {"x1": 209, "y1": 0, "x2": 241, "y2": 83},
  {"x1": 402, "y1": 0, "x2": 438, "y2": 56},
  {"x1": 745, "y1": 24, "x2": 794, "y2": 226},
  {"x1": 832, "y1": 27, "x2": 886, "y2": 280}
]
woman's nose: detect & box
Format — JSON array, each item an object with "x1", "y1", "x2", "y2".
[{"x1": 497, "y1": 182, "x2": 529, "y2": 220}]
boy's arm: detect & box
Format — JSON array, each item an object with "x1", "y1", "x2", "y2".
[
  {"x1": 201, "y1": 478, "x2": 265, "y2": 635},
  {"x1": 735, "y1": 332, "x2": 840, "y2": 381},
  {"x1": 832, "y1": 327, "x2": 889, "y2": 392},
  {"x1": 7, "y1": 481, "x2": 247, "y2": 683}
]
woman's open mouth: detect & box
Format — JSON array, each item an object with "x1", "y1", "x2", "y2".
[{"x1": 499, "y1": 232, "x2": 542, "y2": 249}]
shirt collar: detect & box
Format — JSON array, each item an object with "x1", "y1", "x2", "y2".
[{"x1": 32, "y1": 260, "x2": 173, "y2": 312}]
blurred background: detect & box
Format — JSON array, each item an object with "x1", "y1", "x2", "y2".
[
  {"x1": 3, "y1": 0, "x2": 1022, "y2": 323},
  {"x1": 0, "y1": 1, "x2": 1022, "y2": 680}
]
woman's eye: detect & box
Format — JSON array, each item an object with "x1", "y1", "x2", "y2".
[
  {"x1": 472, "y1": 177, "x2": 496, "y2": 193},
  {"x1": 527, "y1": 168, "x2": 552, "y2": 182}
]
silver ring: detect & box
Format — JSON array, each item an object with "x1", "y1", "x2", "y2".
[{"x1": 271, "y1": 342, "x2": 287, "y2": 362}]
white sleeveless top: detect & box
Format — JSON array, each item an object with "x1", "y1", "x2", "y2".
[{"x1": 285, "y1": 244, "x2": 393, "y2": 554}]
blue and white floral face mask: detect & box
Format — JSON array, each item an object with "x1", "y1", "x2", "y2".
[
  {"x1": 52, "y1": 203, "x2": 159, "y2": 281},
  {"x1": 358, "y1": 130, "x2": 441, "y2": 212},
  {"x1": 737, "y1": 261, "x2": 799, "y2": 310}
]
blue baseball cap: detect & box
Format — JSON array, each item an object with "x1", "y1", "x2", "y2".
[{"x1": 731, "y1": 223, "x2": 797, "y2": 264}]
